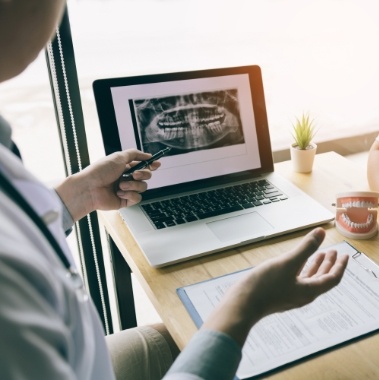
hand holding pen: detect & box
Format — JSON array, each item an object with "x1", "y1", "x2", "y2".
[{"x1": 120, "y1": 147, "x2": 171, "y2": 181}]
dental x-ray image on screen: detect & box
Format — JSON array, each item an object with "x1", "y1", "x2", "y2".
[{"x1": 131, "y1": 89, "x2": 245, "y2": 155}]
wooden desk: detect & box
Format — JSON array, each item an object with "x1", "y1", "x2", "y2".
[{"x1": 99, "y1": 152, "x2": 379, "y2": 379}]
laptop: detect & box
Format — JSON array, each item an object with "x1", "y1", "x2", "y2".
[{"x1": 93, "y1": 65, "x2": 334, "y2": 267}]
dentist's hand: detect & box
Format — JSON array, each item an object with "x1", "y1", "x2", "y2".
[{"x1": 55, "y1": 149, "x2": 160, "y2": 222}]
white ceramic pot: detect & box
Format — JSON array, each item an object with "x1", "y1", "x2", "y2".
[{"x1": 290, "y1": 142, "x2": 317, "y2": 173}]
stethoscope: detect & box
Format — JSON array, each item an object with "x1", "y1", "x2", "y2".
[{"x1": 0, "y1": 169, "x2": 88, "y2": 302}]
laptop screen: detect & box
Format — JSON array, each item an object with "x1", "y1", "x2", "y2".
[{"x1": 93, "y1": 65, "x2": 273, "y2": 195}]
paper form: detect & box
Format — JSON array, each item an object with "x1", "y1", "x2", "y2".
[{"x1": 177, "y1": 241, "x2": 379, "y2": 379}]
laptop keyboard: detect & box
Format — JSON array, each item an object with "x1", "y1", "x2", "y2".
[{"x1": 141, "y1": 179, "x2": 288, "y2": 230}]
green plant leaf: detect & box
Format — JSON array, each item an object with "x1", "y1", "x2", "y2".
[{"x1": 292, "y1": 112, "x2": 316, "y2": 150}]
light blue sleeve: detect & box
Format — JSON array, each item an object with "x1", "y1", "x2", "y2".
[{"x1": 163, "y1": 329, "x2": 242, "y2": 380}]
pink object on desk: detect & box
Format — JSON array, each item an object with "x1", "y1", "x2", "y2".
[{"x1": 335, "y1": 191, "x2": 379, "y2": 239}]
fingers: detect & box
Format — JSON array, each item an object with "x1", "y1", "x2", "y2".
[
  {"x1": 119, "y1": 154, "x2": 161, "y2": 184},
  {"x1": 302, "y1": 252, "x2": 325, "y2": 277},
  {"x1": 121, "y1": 149, "x2": 153, "y2": 163},
  {"x1": 116, "y1": 178, "x2": 144, "y2": 207},
  {"x1": 302, "y1": 249, "x2": 349, "y2": 279},
  {"x1": 318, "y1": 252, "x2": 349, "y2": 281},
  {"x1": 303, "y1": 251, "x2": 337, "y2": 277},
  {"x1": 132, "y1": 161, "x2": 161, "y2": 178},
  {"x1": 125, "y1": 160, "x2": 161, "y2": 175},
  {"x1": 117, "y1": 149, "x2": 162, "y2": 192},
  {"x1": 118, "y1": 179, "x2": 148, "y2": 194},
  {"x1": 329, "y1": 254, "x2": 349, "y2": 281},
  {"x1": 117, "y1": 191, "x2": 143, "y2": 208},
  {"x1": 116, "y1": 170, "x2": 148, "y2": 207},
  {"x1": 117, "y1": 165, "x2": 157, "y2": 194},
  {"x1": 118, "y1": 171, "x2": 152, "y2": 189},
  {"x1": 148, "y1": 161, "x2": 161, "y2": 171},
  {"x1": 116, "y1": 150, "x2": 157, "y2": 207},
  {"x1": 284, "y1": 229, "x2": 349, "y2": 297},
  {"x1": 301, "y1": 252, "x2": 349, "y2": 296},
  {"x1": 282, "y1": 228, "x2": 326, "y2": 275}
]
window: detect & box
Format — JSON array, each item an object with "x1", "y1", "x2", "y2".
[
  {"x1": 3, "y1": 0, "x2": 379, "y2": 174},
  {"x1": 66, "y1": 0, "x2": 379, "y2": 162},
  {"x1": 0, "y1": 56, "x2": 65, "y2": 182}
]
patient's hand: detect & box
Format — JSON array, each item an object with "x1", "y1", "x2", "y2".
[{"x1": 202, "y1": 227, "x2": 349, "y2": 347}]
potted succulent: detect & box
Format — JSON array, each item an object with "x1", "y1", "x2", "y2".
[{"x1": 290, "y1": 113, "x2": 317, "y2": 173}]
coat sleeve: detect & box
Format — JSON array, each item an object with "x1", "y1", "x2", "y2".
[{"x1": 163, "y1": 329, "x2": 242, "y2": 380}]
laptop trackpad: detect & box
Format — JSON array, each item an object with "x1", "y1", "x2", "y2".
[{"x1": 206, "y1": 212, "x2": 273, "y2": 242}]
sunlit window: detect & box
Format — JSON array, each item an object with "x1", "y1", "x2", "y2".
[
  {"x1": 67, "y1": 0, "x2": 379, "y2": 161},
  {"x1": 2, "y1": 0, "x2": 379, "y2": 175},
  {"x1": 0, "y1": 55, "x2": 64, "y2": 182}
]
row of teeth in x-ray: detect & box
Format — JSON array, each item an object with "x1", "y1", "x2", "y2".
[
  {"x1": 161, "y1": 121, "x2": 224, "y2": 139},
  {"x1": 157, "y1": 113, "x2": 225, "y2": 128}
]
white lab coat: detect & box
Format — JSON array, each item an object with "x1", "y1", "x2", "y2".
[{"x1": 0, "y1": 144, "x2": 115, "y2": 379}]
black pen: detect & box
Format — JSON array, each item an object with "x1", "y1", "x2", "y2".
[{"x1": 121, "y1": 147, "x2": 171, "y2": 180}]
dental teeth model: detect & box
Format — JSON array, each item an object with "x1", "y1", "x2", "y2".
[{"x1": 335, "y1": 191, "x2": 379, "y2": 239}]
